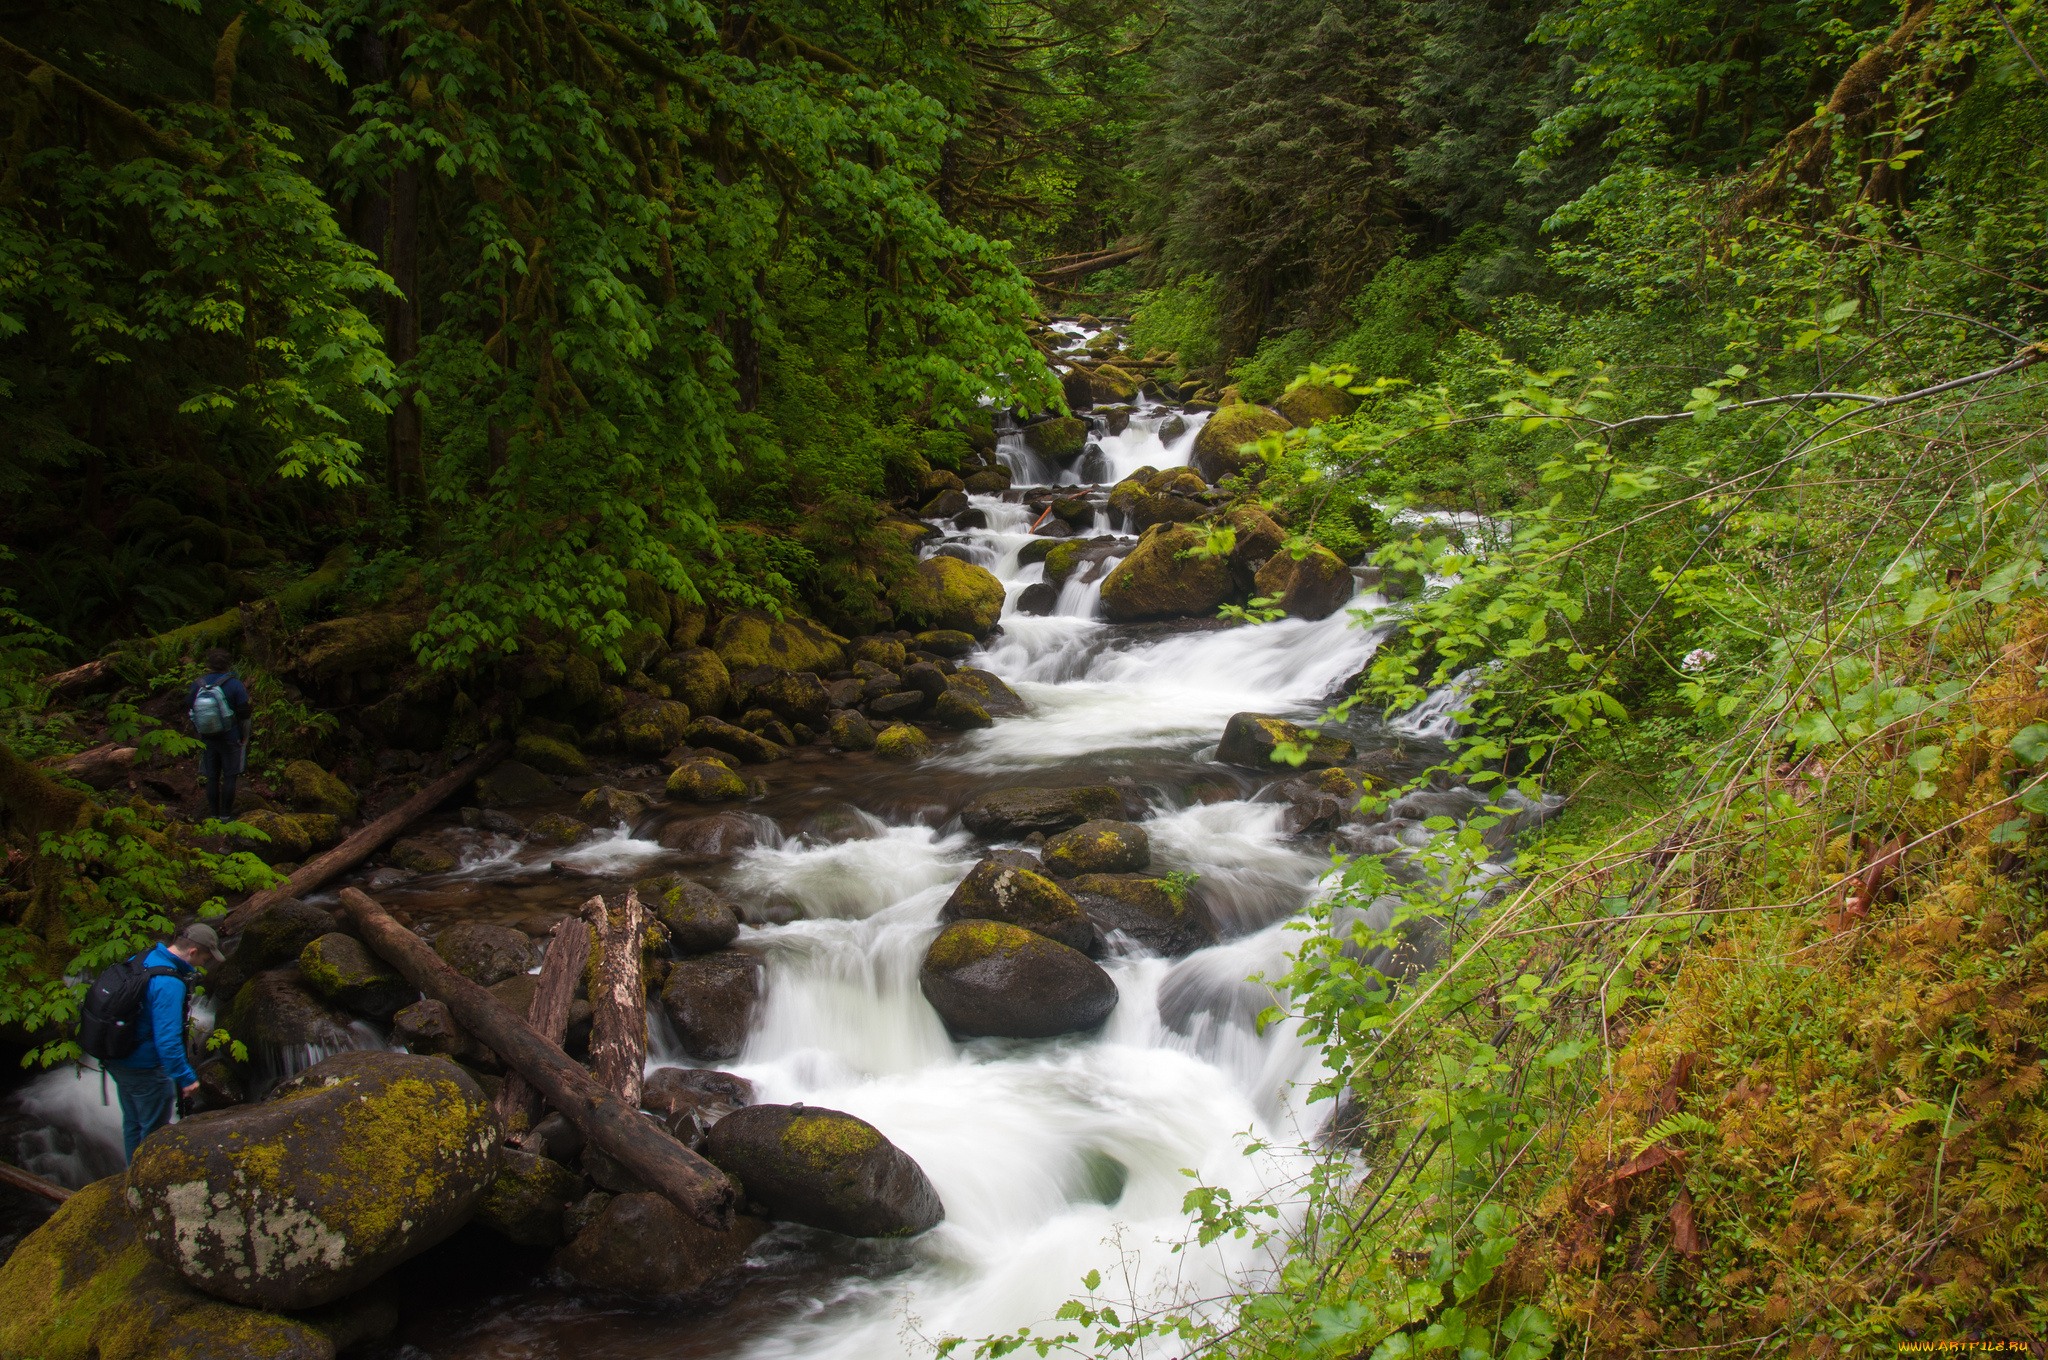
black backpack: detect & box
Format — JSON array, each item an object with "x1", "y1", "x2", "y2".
[{"x1": 78, "y1": 955, "x2": 182, "y2": 1061}]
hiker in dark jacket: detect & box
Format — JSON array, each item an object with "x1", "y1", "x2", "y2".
[
  {"x1": 105, "y1": 924, "x2": 223, "y2": 1161},
  {"x1": 187, "y1": 647, "x2": 252, "y2": 819}
]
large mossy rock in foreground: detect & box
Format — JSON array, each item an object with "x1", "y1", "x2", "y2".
[
  {"x1": 712, "y1": 609, "x2": 848, "y2": 675},
  {"x1": 1040, "y1": 820, "x2": 1151, "y2": 878},
  {"x1": 1099, "y1": 524, "x2": 1241, "y2": 622},
  {"x1": 551, "y1": 1193, "x2": 768, "y2": 1299},
  {"x1": 701, "y1": 1103, "x2": 944, "y2": 1238},
  {"x1": 1215, "y1": 712, "x2": 1355, "y2": 771},
  {"x1": 126, "y1": 1051, "x2": 501, "y2": 1310},
  {"x1": 961, "y1": 784, "x2": 1126, "y2": 838},
  {"x1": 892, "y1": 556, "x2": 1006, "y2": 636},
  {"x1": 1190, "y1": 402, "x2": 1290, "y2": 484},
  {"x1": 920, "y1": 919, "x2": 1118, "y2": 1039},
  {"x1": 0, "y1": 1178, "x2": 349, "y2": 1360}
]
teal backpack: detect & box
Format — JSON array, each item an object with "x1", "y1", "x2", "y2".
[{"x1": 190, "y1": 677, "x2": 235, "y2": 737}]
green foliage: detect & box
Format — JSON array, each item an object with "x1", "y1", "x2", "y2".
[{"x1": 1126, "y1": 274, "x2": 1222, "y2": 374}]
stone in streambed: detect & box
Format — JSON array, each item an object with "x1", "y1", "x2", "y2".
[
  {"x1": 298, "y1": 933, "x2": 413, "y2": 1020},
  {"x1": 752, "y1": 669, "x2": 832, "y2": 727},
  {"x1": 851, "y1": 635, "x2": 909, "y2": 670},
  {"x1": 475, "y1": 1147, "x2": 584, "y2": 1247},
  {"x1": 526, "y1": 812, "x2": 591, "y2": 846},
  {"x1": 1017, "y1": 538, "x2": 1059, "y2": 568},
  {"x1": 551, "y1": 1192, "x2": 768, "y2": 1300},
  {"x1": 210, "y1": 897, "x2": 335, "y2": 1002},
  {"x1": 869, "y1": 689, "x2": 926, "y2": 719},
  {"x1": 875, "y1": 723, "x2": 930, "y2": 763},
  {"x1": 389, "y1": 835, "x2": 457, "y2": 874},
  {"x1": 516, "y1": 730, "x2": 590, "y2": 777},
  {"x1": 226, "y1": 968, "x2": 357, "y2": 1055},
  {"x1": 961, "y1": 784, "x2": 1125, "y2": 838},
  {"x1": 701, "y1": 1104, "x2": 943, "y2": 1239},
  {"x1": 643, "y1": 1066, "x2": 753, "y2": 1147},
  {"x1": 1190, "y1": 403, "x2": 1290, "y2": 484},
  {"x1": 1040, "y1": 820, "x2": 1151, "y2": 878},
  {"x1": 1099, "y1": 523, "x2": 1241, "y2": 622},
  {"x1": 920, "y1": 919, "x2": 1118, "y2": 1039},
  {"x1": 657, "y1": 812, "x2": 760, "y2": 865},
  {"x1": 1222, "y1": 503, "x2": 1287, "y2": 566},
  {"x1": 914, "y1": 629, "x2": 977, "y2": 658},
  {"x1": 637, "y1": 873, "x2": 742, "y2": 953},
  {"x1": 920, "y1": 488, "x2": 970, "y2": 520},
  {"x1": 1017, "y1": 582, "x2": 1057, "y2": 616},
  {"x1": 1023, "y1": 416, "x2": 1088, "y2": 462},
  {"x1": 963, "y1": 467, "x2": 1012, "y2": 494},
  {"x1": 1253, "y1": 545, "x2": 1354, "y2": 621},
  {"x1": 475, "y1": 758, "x2": 556, "y2": 807},
  {"x1": 616, "y1": 699, "x2": 695, "y2": 757},
  {"x1": 686, "y1": 714, "x2": 784, "y2": 764},
  {"x1": 656, "y1": 647, "x2": 732, "y2": 719},
  {"x1": 433, "y1": 921, "x2": 535, "y2": 987},
  {"x1": 579, "y1": 784, "x2": 654, "y2": 824},
  {"x1": 1215, "y1": 712, "x2": 1354, "y2": 770},
  {"x1": 892, "y1": 557, "x2": 1005, "y2": 637},
  {"x1": 125, "y1": 1051, "x2": 500, "y2": 1310},
  {"x1": 712, "y1": 610, "x2": 847, "y2": 676},
  {"x1": 392, "y1": 999, "x2": 500, "y2": 1072},
  {"x1": 948, "y1": 669, "x2": 1026, "y2": 717},
  {"x1": 934, "y1": 690, "x2": 992, "y2": 730},
  {"x1": 667, "y1": 756, "x2": 749, "y2": 803},
  {"x1": 660, "y1": 949, "x2": 761, "y2": 1060},
  {"x1": 1067, "y1": 875, "x2": 1218, "y2": 957},
  {"x1": 828, "y1": 709, "x2": 877, "y2": 750},
  {"x1": 941, "y1": 859, "x2": 1095, "y2": 952}
]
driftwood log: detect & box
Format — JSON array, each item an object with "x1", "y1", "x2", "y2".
[
  {"x1": 221, "y1": 739, "x2": 511, "y2": 933},
  {"x1": 0, "y1": 1159, "x2": 71, "y2": 1202},
  {"x1": 336, "y1": 887, "x2": 735, "y2": 1228},
  {"x1": 590, "y1": 887, "x2": 646, "y2": 1109},
  {"x1": 494, "y1": 903, "x2": 596, "y2": 1137}
]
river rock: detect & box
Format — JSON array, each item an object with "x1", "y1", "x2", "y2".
[
  {"x1": 712, "y1": 610, "x2": 848, "y2": 675},
  {"x1": 894, "y1": 557, "x2": 1005, "y2": 636},
  {"x1": 1017, "y1": 538, "x2": 1059, "y2": 567},
  {"x1": 934, "y1": 690, "x2": 993, "y2": 730},
  {"x1": 1127, "y1": 489, "x2": 1209, "y2": 533},
  {"x1": 279, "y1": 759, "x2": 358, "y2": 819},
  {"x1": 1253, "y1": 545, "x2": 1354, "y2": 620},
  {"x1": 963, "y1": 467, "x2": 1012, "y2": 494},
  {"x1": 1214, "y1": 712, "x2": 1354, "y2": 770},
  {"x1": 1017, "y1": 582, "x2": 1057, "y2": 616},
  {"x1": 1067, "y1": 876, "x2": 1219, "y2": 957},
  {"x1": 656, "y1": 647, "x2": 732, "y2": 718},
  {"x1": 920, "y1": 920, "x2": 1118, "y2": 1038},
  {"x1": 226, "y1": 968, "x2": 357, "y2": 1056},
  {"x1": 1061, "y1": 368, "x2": 1094, "y2": 411},
  {"x1": 657, "y1": 812, "x2": 760, "y2": 865},
  {"x1": 516, "y1": 730, "x2": 590, "y2": 776},
  {"x1": 392, "y1": 999, "x2": 499, "y2": 1071},
  {"x1": 551, "y1": 1192, "x2": 767, "y2": 1300},
  {"x1": 643, "y1": 1067, "x2": 753, "y2": 1147},
  {"x1": 851, "y1": 635, "x2": 909, "y2": 670},
  {"x1": 950, "y1": 669, "x2": 1026, "y2": 716},
  {"x1": 961, "y1": 784, "x2": 1125, "y2": 838},
  {"x1": 686, "y1": 714, "x2": 784, "y2": 763},
  {"x1": 475, "y1": 1147, "x2": 584, "y2": 1247},
  {"x1": 433, "y1": 921, "x2": 534, "y2": 986},
  {"x1": 701, "y1": 1104, "x2": 943, "y2": 1239},
  {"x1": 527, "y1": 812, "x2": 591, "y2": 846},
  {"x1": 921, "y1": 468, "x2": 967, "y2": 496},
  {"x1": 126, "y1": 1051, "x2": 499, "y2": 1309},
  {"x1": 660, "y1": 949, "x2": 761, "y2": 1059},
  {"x1": 1272, "y1": 382, "x2": 1359, "y2": 427},
  {"x1": 828, "y1": 709, "x2": 878, "y2": 750},
  {"x1": 1222, "y1": 503, "x2": 1287, "y2": 566},
  {"x1": 1040, "y1": 820, "x2": 1151, "y2": 877},
  {"x1": 940, "y1": 859, "x2": 1095, "y2": 952},
  {"x1": 638, "y1": 874, "x2": 742, "y2": 953},
  {"x1": 213, "y1": 897, "x2": 336, "y2": 1000},
  {"x1": 616, "y1": 699, "x2": 695, "y2": 757},
  {"x1": 579, "y1": 784, "x2": 655, "y2": 824},
  {"x1": 1157, "y1": 414, "x2": 1187, "y2": 442},
  {"x1": 0, "y1": 1177, "x2": 341, "y2": 1360},
  {"x1": 920, "y1": 488, "x2": 970, "y2": 520},
  {"x1": 875, "y1": 723, "x2": 930, "y2": 762},
  {"x1": 667, "y1": 756, "x2": 749, "y2": 802},
  {"x1": 1023, "y1": 415, "x2": 1088, "y2": 462},
  {"x1": 388, "y1": 835, "x2": 457, "y2": 874},
  {"x1": 298, "y1": 933, "x2": 413, "y2": 1020},
  {"x1": 236, "y1": 809, "x2": 312, "y2": 865},
  {"x1": 1190, "y1": 402, "x2": 1290, "y2": 483},
  {"x1": 1099, "y1": 523, "x2": 1241, "y2": 622},
  {"x1": 914, "y1": 629, "x2": 977, "y2": 658},
  {"x1": 753, "y1": 669, "x2": 831, "y2": 727},
  {"x1": 475, "y1": 758, "x2": 556, "y2": 807}
]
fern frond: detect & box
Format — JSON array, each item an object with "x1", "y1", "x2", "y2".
[{"x1": 1627, "y1": 1112, "x2": 1720, "y2": 1157}]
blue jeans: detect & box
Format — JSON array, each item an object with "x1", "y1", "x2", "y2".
[
  {"x1": 200, "y1": 737, "x2": 244, "y2": 817},
  {"x1": 107, "y1": 1061, "x2": 176, "y2": 1162}
]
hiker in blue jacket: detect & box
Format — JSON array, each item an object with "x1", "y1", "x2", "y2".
[
  {"x1": 187, "y1": 647, "x2": 252, "y2": 819},
  {"x1": 105, "y1": 925, "x2": 223, "y2": 1161}
]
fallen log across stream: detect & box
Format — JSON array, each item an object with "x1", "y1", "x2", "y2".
[
  {"x1": 494, "y1": 903, "x2": 596, "y2": 1137},
  {"x1": 220, "y1": 738, "x2": 511, "y2": 933},
  {"x1": 336, "y1": 886, "x2": 738, "y2": 1228}
]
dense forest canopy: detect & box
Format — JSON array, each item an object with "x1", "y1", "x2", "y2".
[{"x1": 5, "y1": 0, "x2": 2048, "y2": 1351}]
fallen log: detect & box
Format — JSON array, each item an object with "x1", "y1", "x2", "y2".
[
  {"x1": 37, "y1": 657, "x2": 121, "y2": 702},
  {"x1": 1025, "y1": 242, "x2": 1149, "y2": 281},
  {"x1": 590, "y1": 888, "x2": 647, "y2": 1109},
  {"x1": 337, "y1": 887, "x2": 735, "y2": 1229},
  {"x1": 0, "y1": 1159, "x2": 72, "y2": 1202},
  {"x1": 220, "y1": 739, "x2": 511, "y2": 933},
  {"x1": 496, "y1": 904, "x2": 596, "y2": 1138},
  {"x1": 46, "y1": 743, "x2": 139, "y2": 789}
]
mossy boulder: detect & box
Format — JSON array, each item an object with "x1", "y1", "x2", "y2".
[
  {"x1": 475, "y1": 1148, "x2": 583, "y2": 1247},
  {"x1": 1125, "y1": 489, "x2": 1209, "y2": 533},
  {"x1": 1253, "y1": 545, "x2": 1354, "y2": 620},
  {"x1": 212, "y1": 898, "x2": 334, "y2": 1000},
  {"x1": 1089, "y1": 363, "x2": 1140, "y2": 403},
  {"x1": 874, "y1": 723, "x2": 930, "y2": 763},
  {"x1": 526, "y1": 812, "x2": 591, "y2": 846},
  {"x1": 0, "y1": 1177, "x2": 339, "y2": 1360},
  {"x1": 656, "y1": 811, "x2": 760, "y2": 864},
  {"x1": 287, "y1": 612, "x2": 419, "y2": 682},
  {"x1": 963, "y1": 467, "x2": 1012, "y2": 494},
  {"x1": 893, "y1": 557, "x2": 1005, "y2": 637},
  {"x1": 391, "y1": 1000, "x2": 497, "y2": 1071},
  {"x1": 1190, "y1": 403, "x2": 1290, "y2": 484},
  {"x1": 298, "y1": 933, "x2": 413, "y2": 1020},
  {"x1": 475, "y1": 758, "x2": 555, "y2": 807},
  {"x1": 636, "y1": 873, "x2": 742, "y2": 953},
  {"x1": 551, "y1": 1192, "x2": 767, "y2": 1299},
  {"x1": 515, "y1": 730, "x2": 589, "y2": 777},
  {"x1": 752, "y1": 670, "x2": 831, "y2": 728},
  {"x1": 933, "y1": 690, "x2": 993, "y2": 730},
  {"x1": 712, "y1": 610, "x2": 847, "y2": 675},
  {"x1": 615, "y1": 699, "x2": 694, "y2": 757},
  {"x1": 1147, "y1": 467, "x2": 1209, "y2": 497},
  {"x1": 913, "y1": 629, "x2": 977, "y2": 658},
  {"x1": 279, "y1": 761, "x2": 357, "y2": 819},
  {"x1": 960, "y1": 784, "x2": 1125, "y2": 838},
  {"x1": 1066, "y1": 875, "x2": 1218, "y2": 957},
  {"x1": 289, "y1": 813, "x2": 343, "y2": 851},
  {"x1": 655, "y1": 647, "x2": 732, "y2": 719},
  {"x1": 919, "y1": 920, "x2": 1119, "y2": 1039},
  {"x1": 1042, "y1": 538, "x2": 1091, "y2": 586},
  {"x1": 235, "y1": 809, "x2": 312, "y2": 865},
  {"x1": 685, "y1": 714, "x2": 784, "y2": 764},
  {"x1": 126, "y1": 1051, "x2": 499, "y2": 1309},
  {"x1": 226, "y1": 969, "x2": 357, "y2": 1059},
  {"x1": 701, "y1": 1104, "x2": 944, "y2": 1239},
  {"x1": 1099, "y1": 523, "x2": 1242, "y2": 622},
  {"x1": 1017, "y1": 537, "x2": 1059, "y2": 567},
  {"x1": 940, "y1": 859, "x2": 1094, "y2": 952},
  {"x1": 389, "y1": 836, "x2": 457, "y2": 874},
  {"x1": 1272, "y1": 382, "x2": 1359, "y2": 427},
  {"x1": 851, "y1": 636, "x2": 909, "y2": 670},
  {"x1": 949, "y1": 668, "x2": 1027, "y2": 717},
  {"x1": 659, "y1": 949, "x2": 761, "y2": 1060},
  {"x1": 1023, "y1": 415, "x2": 1088, "y2": 462},
  {"x1": 919, "y1": 488, "x2": 971, "y2": 520},
  {"x1": 1223, "y1": 503, "x2": 1287, "y2": 567},
  {"x1": 578, "y1": 785, "x2": 654, "y2": 825},
  {"x1": 433, "y1": 921, "x2": 535, "y2": 987},
  {"x1": 667, "y1": 757, "x2": 748, "y2": 802},
  {"x1": 1040, "y1": 820, "x2": 1151, "y2": 878},
  {"x1": 1214, "y1": 712, "x2": 1355, "y2": 770},
  {"x1": 828, "y1": 710, "x2": 877, "y2": 750}
]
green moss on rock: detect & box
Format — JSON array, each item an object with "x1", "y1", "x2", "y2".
[
  {"x1": 667, "y1": 758, "x2": 748, "y2": 802},
  {"x1": 515, "y1": 731, "x2": 590, "y2": 777},
  {"x1": 1190, "y1": 403, "x2": 1290, "y2": 484},
  {"x1": 1023, "y1": 416, "x2": 1088, "y2": 461},
  {"x1": 874, "y1": 723, "x2": 930, "y2": 763},
  {"x1": 1272, "y1": 382, "x2": 1358, "y2": 427},
  {"x1": 235, "y1": 809, "x2": 312, "y2": 865},
  {"x1": 1098, "y1": 524, "x2": 1241, "y2": 622},
  {"x1": 615, "y1": 699, "x2": 694, "y2": 756},
  {"x1": 279, "y1": 761, "x2": 357, "y2": 818},
  {"x1": 475, "y1": 759, "x2": 556, "y2": 807},
  {"x1": 298, "y1": 933, "x2": 413, "y2": 1019},
  {"x1": 892, "y1": 557, "x2": 1005, "y2": 636},
  {"x1": 712, "y1": 610, "x2": 847, "y2": 675}
]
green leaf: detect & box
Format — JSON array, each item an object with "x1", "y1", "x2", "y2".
[{"x1": 2012, "y1": 725, "x2": 2048, "y2": 764}]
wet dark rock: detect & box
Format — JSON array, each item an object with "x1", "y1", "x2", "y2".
[
  {"x1": 701, "y1": 1104, "x2": 943, "y2": 1238},
  {"x1": 934, "y1": 690, "x2": 993, "y2": 730},
  {"x1": 752, "y1": 669, "x2": 832, "y2": 728},
  {"x1": 950, "y1": 669, "x2": 1027, "y2": 717},
  {"x1": 954, "y1": 508, "x2": 989, "y2": 530},
  {"x1": 226, "y1": 968, "x2": 356, "y2": 1056},
  {"x1": 1068, "y1": 876, "x2": 1218, "y2": 957},
  {"x1": 667, "y1": 756, "x2": 748, "y2": 803},
  {"x1": 1099, "y1": 524, "x2": 1241, "y2": 621},
  {"x1": 526, "y1": 812, "x2": 591, "y2": 847},
  {"x1": 1190, "y1": 403, "x2": 1290, "y2": 484},
  {"x1": 1214, "y1": 712, "x2": 1354, "y2": 771},
  {"x1": 1017, "y1": 538, "x2": 1059, "y2": 567},
  {"x1": 643, "y1": 1067, "x2": 753, "y2": 1147},
  {"x1": 461, "y1": 806, "x2": 527, "y2": 835},
  {"x1": 1061, "y1": 369, "x2": 1094, "y2": 411},
  {"x1": 686, "y1": 714, "x2": 783, "y2": 764},
  {"x1": 298, "y1": 933, "x2": 413, "y2": 1020},
  {"x1": 1031, "y1": 515, "x2": 1076, "y2": 538},
  {"x1": 207, "y1": 897, "x2": 335, "y2": 1002},
  {"x1": 963, "y1": 467, "x2": 1011, "y2": 494},
  {"x1": 920, "y1": 920, "x2": 1118, "y2": 1039},
  {"x1": 913, "y1": 629, "x2": 977, "y2": 658},
  {"x1": 392, "y1": 999, "x2": 501, "y2": 1073},
  {"x1": 1156, "y1": 414, "x2": 1187, "y2": 442},
  {"x1": 961, "y1": 785, "x2": 1126, "y2": 838},
  {"x1": 902, "y1": 661, "x2": 949, "y2": 701},
  {"x1": 659, "y1": 949, "x2": 761, "y2": 1059},
  {"x1": 578, "y1": 785, "x2": 654, "y2": 825},
  {"x1": 940, "y1": 859, "x2": 1095, "y2": 952},
  {"x1": 615, "y1": 699, "x2": 695, "y2": 758},
  {"x1": 551, "y1": 1192, "x2": 767, "y2": 1300},
  {"x1": 637, "y1": 874, "x2": 742, "y2": 953},
  {"x1": 824, "y1": 676, "x2": 864, "y2": 708},
  {"x1": 475, "y1": 759, "x2": 556, "y2": 807},
  {"x1": 433, "y1": 921, "x2": 535, "y2": 987},
  {"x1": 868, "y1": 690, "x2": 925, "y2": 719},
  {"x1": 1039, "y1": 820, "x2": 1151, "y2": 878},
  {"x1": 475, "y1": 1148, "x2": 583, "y2": 1247},
  {"x1": 657, "y1": 812, "x2": 760, "y2": 865},
  {"x1": 128, "y1": 1051, "x2": 500, "y2": 1309},
  {"x1": 527, "y1": 1112, "x2": 587, "y2": 1165},
  {"x1": 1253, "y1": 545, "x2": 1355, "y2": 621},
  {"x1": 875, "y1": 723, "x2": 931, "y2": 763},
  {"x1": 828, "y1": 710, "x2": 878, "y2": 750},
  {"x1": 1017, "y1": 582, "x2": 1058, "y2": 616},
  {"x1": 1079, "y1": 449, "x2": 1110, "y2": 483},
  {"x1": 389, "y1": 835, "x2": 458, "y2": 874},
  {"x1": 188, "y1": 1056, "x2": 247, "y2": 1113},
  {"x1": 920, "y1": 488, "x2": 970, "y2": 520}
]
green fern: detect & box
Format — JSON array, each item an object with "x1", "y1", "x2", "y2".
[{"x1": 1626, "y1": 1112, "x2": 1720, "y2": 1157}]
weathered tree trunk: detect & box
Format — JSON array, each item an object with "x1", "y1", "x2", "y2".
[
  {"x1": 589, "y1": 888, "x2": 646, "y2": 1109},
  {"x1": 336, "y1": 887, "x2": 736, "y2": 1228},
  {"x1": 0, "y1": 1159, "x2": 70, "y2": 1202},
  {"x1": 219, "y1": 739, "x2": 510, "y2": 933},
  {"x1": 495, "y1": 903, "x2": 596, "y2": 1137}
]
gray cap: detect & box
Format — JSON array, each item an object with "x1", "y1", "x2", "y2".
[{"x1": 178, "y1": 922, "x2": 225, "y2": 963}]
